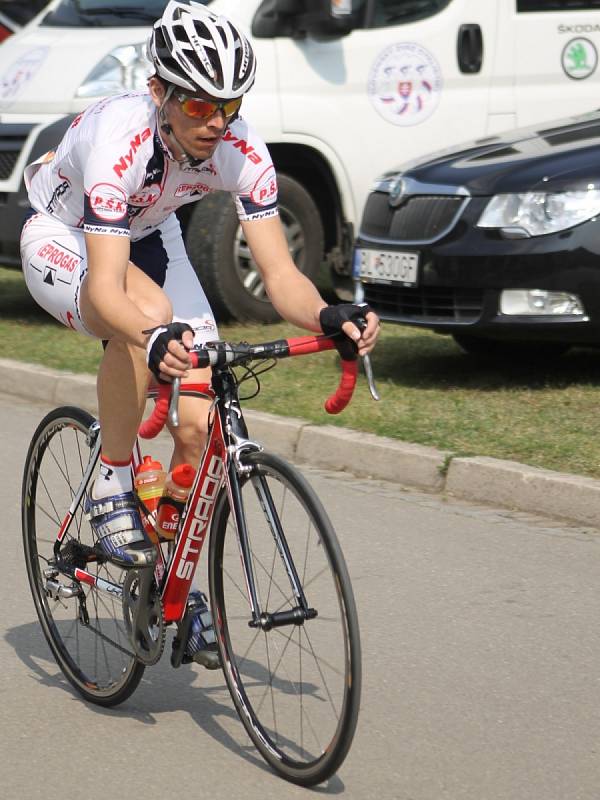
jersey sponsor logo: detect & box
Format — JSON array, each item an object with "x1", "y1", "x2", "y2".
[
  {"x1": 46, "y1": 169, "x2": 72, "y2": 214},
  {"x1": 223, "y1": 130, "x2": 263, "y2": 165},
  {"x1": 113, "y1": 127, "x2": 152, "y2": 178},
  {"x1": 36, "y1": 242, "x2": 81, "y2": 273},
  {"x1": 175, "y1": 181, "x2": 211, "y2": 198},
  {"x1": 129, "y1": 185, "x2": 161, "y2": 206},
  {"x1": 249, "y1": 166, "x2": 277, "y2": 207},
  {"x1": 240, "y1": 205, "x2": 279, "y2": 221},
  {"x1": 199, "y1": 162, "x2": 217, "y2": 177},
  {"x1": 84, "y1": 224, "x2": 130, "y2": 237},
  {"x1": 88, "y1": 183, "x2": 128, "y2": 222},
  {"x1": 368, "y1": 42, "x2": 443, "y2": 127}
]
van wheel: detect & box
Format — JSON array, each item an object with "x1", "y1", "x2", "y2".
[
  {"x1": 185, "y1": 174, "x2": 325, "y2": 323},
  {"x1": 452, "y1": 334, "x2": 571, "y2": 360}
]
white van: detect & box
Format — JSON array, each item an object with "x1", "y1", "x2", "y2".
[{"x1": 1, "y1": 0, "x2": 600, "y2": 320}]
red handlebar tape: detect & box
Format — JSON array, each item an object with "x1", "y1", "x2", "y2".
[{"x1": 138, "y1": 336, "x2": 357, "y2": 437}]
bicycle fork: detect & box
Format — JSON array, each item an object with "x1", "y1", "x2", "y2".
[{"x1": 229, "y1": 463, "x2": 318, "y2": 632}]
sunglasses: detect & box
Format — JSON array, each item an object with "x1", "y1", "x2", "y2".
[{"x1": 174, "y1": 92, "x2": 243, "y2": 120}]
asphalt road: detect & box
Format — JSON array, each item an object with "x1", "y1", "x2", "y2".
[{"x1": 3, "y1": 393, "x2": 600, "y2": 800}]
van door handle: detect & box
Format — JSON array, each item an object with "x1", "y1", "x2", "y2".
[{"x1": 457, "y1": 23, "x2": 483, "y2": 74}]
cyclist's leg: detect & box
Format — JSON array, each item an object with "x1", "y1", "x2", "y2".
[
  {"x1": 153, "y1": 213, "x2": 219, "y2": 470},
  {"x1": 21, "y1": 215, "x2": 168, "y2": 567},
  {"x1": 80, "y1": 262, "x2": 172, "y2": 463}
]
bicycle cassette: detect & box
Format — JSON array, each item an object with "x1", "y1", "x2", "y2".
[{"x1": 122, "y1": 568, "x2": 165, "y2": 666}]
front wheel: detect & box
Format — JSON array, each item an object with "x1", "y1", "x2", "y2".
[{"x1": 209, "y1": 451, "x2": 361, "y2": 786}]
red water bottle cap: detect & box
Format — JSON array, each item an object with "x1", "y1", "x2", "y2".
[
  {"x1": 136, "y1": 455, "x2": 164, "y2": 474},
  {"x1": 171, "y1": 463, "x2": 196, "y2": 488}
]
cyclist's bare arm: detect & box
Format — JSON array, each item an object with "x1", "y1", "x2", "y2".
[
  {"x1": 81, "y1": 231, "x2": 192, "y2": 377},
  {"x1": 241, "y1": 216, "x2": 380, "y2": 355}
]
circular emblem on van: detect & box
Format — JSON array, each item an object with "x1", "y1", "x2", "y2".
[
  {"x1": 0, "y1": 47, "x2": 49, "y2": 104},
  {"x1": 562, "y1": 37, "x2": 598, "y2": 80},
  {"x1": 368, "y1": 42, "x2": 442, "y2": 126},
  {"x1": 388, "y1": 176, "x2": 406, "y2": 207}
]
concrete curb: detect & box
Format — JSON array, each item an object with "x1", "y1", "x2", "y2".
[{"x1": 3, "y1": 357, "x2": 598, "y2": 529}]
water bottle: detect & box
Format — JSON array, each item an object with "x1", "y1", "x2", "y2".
[
  {"x1": 157, "y1": 463, "x2": 196, "y2": 540},
  {"x1": 134, "y1": 455, "x2": 166, "y2": 544}
]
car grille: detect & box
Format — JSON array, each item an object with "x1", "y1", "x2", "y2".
[
  {"x1": 360, "y1": 193, "x2": 466, "y2": 242},
  {"x1": 0, "y1": 123, "x2": 34, "y2": 180},
  {"x1": 364, "y1": 284, "x2": 484, "y2": 322}
]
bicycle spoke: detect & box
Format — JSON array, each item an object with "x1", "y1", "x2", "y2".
[
  {"x1": 23, "y1": 408, "x2": 144, "y2": 704},
  {"x1": 211, "y1": 452, "x2": 360, "y2": 782}
]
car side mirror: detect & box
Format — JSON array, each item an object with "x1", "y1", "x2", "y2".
[{"x1": 252, "y1": 0, "x2": 356, "y2": 40}]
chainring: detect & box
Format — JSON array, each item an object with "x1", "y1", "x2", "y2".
[{"x1": 122, "y1": 568, "x2": 165, "y2": 666}]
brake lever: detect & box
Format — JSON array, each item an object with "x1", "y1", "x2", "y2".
[
  {"x1": 169, "y1": 376, "x2": 181, "y2": 427},
  {"x1": 362, "y1": 353, "x2": 380, "y2": 402},
  {"x1": 354, "y1": 316, "x2": 380, "y2": 402}
]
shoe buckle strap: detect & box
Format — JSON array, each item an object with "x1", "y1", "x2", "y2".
[
  {"x1": 85, "y1": 496, "x2": 137, "y2": 521},
  {"x1": 94, "y1": 513, "x2": 146, "y2": 542}
]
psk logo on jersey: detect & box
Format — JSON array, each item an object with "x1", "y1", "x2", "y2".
[
  {"x1": 368, "y1": 42, "x2": 442, "y2": 127},
  {"x1": 250, "y1": 166, "x2": 277, "y2": 207},
  {"x1": 89, "y1": 183, "x2": 128, "y2": 222}
]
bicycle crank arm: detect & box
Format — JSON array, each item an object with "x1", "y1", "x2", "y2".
[{"x1": 250, "y1": 607, "x2": 318, "y2": 631}]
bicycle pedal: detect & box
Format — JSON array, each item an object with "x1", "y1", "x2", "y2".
[{"x1": 191, "y1": 645, "x2": 221, "y2": 670}]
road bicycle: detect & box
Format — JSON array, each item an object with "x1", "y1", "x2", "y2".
[{"x1": 21, "y1": 331, "x2": 378, "y2": 786}]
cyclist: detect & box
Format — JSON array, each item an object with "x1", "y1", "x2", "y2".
[{"x1": 20, "y1": 0, "x2": 379, "y2": 666}]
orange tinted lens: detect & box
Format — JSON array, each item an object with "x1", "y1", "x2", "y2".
[
  {"x1": 180, "y1": 97, "x2": 217, "y2": 118},
  {"x1": 180, "y1": 96, "x2": 242, "y2": 119},
  {"x1": 222, "y1": 97, "x2": 243, "y2": 116}
]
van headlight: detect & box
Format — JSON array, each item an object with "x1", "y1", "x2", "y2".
[
  {"x1": 75, "y1": 44, "x2": 152, "y2": 98},
  {"x1": 477, "y1": 189, "x2": 600, "y2": 237}
]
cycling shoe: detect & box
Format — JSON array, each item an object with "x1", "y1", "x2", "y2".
[
  {"x1": 184, "y1": 591, "x2": 220, "y2": 670},
  {"x1": 84, "y1": 491, "x2": 157, "y2": 569}
]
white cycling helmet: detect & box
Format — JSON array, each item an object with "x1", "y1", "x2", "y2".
[{"x1": 147, "y1": 0, "x2": 256, "y2": 99}]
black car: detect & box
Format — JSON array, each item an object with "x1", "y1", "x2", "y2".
[{"x1": 354, "y1": 110, "x2": 600, "y2": 358}]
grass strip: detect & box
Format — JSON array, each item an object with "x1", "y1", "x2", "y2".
[{"x1": 3, "y1": 267, "x2": 600, "y2": 478}]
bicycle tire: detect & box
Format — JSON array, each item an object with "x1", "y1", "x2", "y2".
[
  {"x1": 208, "y1": 451, "x2": 361, "y2": 786},
  {"x1": 22, "y1": 406, "x2": 145, "y2": 706}
]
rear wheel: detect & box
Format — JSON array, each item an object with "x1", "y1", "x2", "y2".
[
  {"x1": 209, "y1": 451, "x2": 361, "y2": 786},
  {"x1": 185, "y1": 173, "x2": 325, "y2": 322},
  {"x1": 22, "y1": 406, "x2": 144, "y2": 706}
]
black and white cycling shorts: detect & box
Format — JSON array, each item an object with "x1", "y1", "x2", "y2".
[{"x1": 20, "y1": 211, "x2": 218, "y2": 345}]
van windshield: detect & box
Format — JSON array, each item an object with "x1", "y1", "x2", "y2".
[{"x1": 42, "y1": 0, "x2": 212, "y2": 27}]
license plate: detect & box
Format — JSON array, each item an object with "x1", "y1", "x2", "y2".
[{"x1": 355, "y1": 248, "x2": 419, "y2": 286}]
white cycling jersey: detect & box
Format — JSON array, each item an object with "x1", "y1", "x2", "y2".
[{"x1": 25, "y1": 91, "x2": 279, "y2": 239}]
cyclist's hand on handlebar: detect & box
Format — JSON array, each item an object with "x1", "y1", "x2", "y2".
[
  {"x1": 143, "y1": 321, "x2": 194, "y2": 383},
  {"x1": 319, "y1": 303, "x2": 380, "y2": 359}
]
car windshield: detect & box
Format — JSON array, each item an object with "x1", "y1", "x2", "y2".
[
  {"x1": 42, "y1": 0, "x2": 212, "y2": 27},
  {"x1": 0, "y1": 0, "x2": 50, "y2": 27}
]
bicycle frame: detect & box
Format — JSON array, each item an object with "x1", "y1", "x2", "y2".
[
  {"x1": 49, "y1": 331, "x2": 375, "y2": 637},
  {"x1": 50, "y1": 364, "x2": 313, "y2": 634}
]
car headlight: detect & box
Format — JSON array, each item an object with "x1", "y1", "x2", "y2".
[
  {"x1": 477, "y1": 189, "x2": 600, "y2": 237},
  {"x1": 372, "y1": 174, "x2": 398, "y2": 192},
  {"x1": 75, "y1": 44, "x2": 152, "y2": 99}
]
